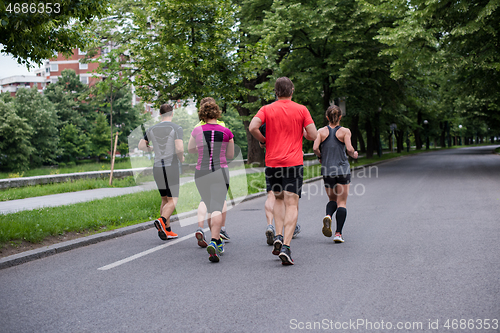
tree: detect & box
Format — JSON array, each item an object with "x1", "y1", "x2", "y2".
[
  {"x1": 132, "y1": 0, "x2": 239, "y2": 105},
  {"x1": 0, "y1": 100, "x2": 33, "y2": 172},
  {"x1": 90, "y1": 112, "x2": 109, "y2": 160},
  {"x1": 13, "y1": 87, "x2": 59, "y2": 167},
  {"x1": 0, "y1": 0, "x2": 109, "y2": 67},
  {"x1": 59, "y1": 123, "x2": 88, "y2": 163},
  {"x1": 44, "y1": 69, "x2": 91, "y2": 131}
]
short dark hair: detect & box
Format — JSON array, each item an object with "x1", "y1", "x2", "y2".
[
  {"x1": 325, "y1": 105, "x2": 342, "y2": 124},
  {"x1": 274, "y1": 77, "x2": 294, "y2": 97},
  {"x1": 160, "y1": 104, "x2": 173, "y2": 116}
]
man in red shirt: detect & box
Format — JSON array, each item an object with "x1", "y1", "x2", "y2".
[{"x1": 249, "y1": 77, "x2": 317, "y2": 265}]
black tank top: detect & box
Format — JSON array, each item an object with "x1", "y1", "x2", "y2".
[{"x1": 320, "y1": 126, "x2": 350, "y2": 176}]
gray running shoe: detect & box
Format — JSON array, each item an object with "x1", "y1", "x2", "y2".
[
  {"x1": 272, "y1": 235, "x2": 283, "y2": 255},
  {"x1": 292, "y1": 224, "x2": 301, "y2": 239},
  {"x1": 279, "y1": 246, "x2": 294, "y2": 265},
  {"x1": 220, "y1": 229, "x2": 230, "y2": 241},
  {"x1": 265, "y1": 224, "x2": 275, "y2": 245},
  {"x1": 195, "y1": 228, "x2": 208, "y2": 248}
]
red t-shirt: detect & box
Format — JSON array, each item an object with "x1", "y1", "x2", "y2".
[{"x1": 255, "y1": 99, "x2": 314, "y2": 167}]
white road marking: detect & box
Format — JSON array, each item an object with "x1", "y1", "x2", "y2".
[{"x1": 98, "y1": 226, "x2": 210, "y2": 271}]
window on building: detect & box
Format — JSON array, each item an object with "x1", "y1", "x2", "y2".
[
  {"x1": 46, "y1": 67, "x2": 49, "y2": 73},
  {"x1": 50, "y1": 64, "x2": 58, "y2": 72},
  {"x1": 79, "y1": 62, "x2": 88, "y2": 70},
  {"x1": 78, "y1": 48, "x2": 87, "y2": 55},
  {"x1": 80, "y1": 76, "x2": 89, "y2": 84}
]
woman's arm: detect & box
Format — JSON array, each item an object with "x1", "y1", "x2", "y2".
[
  {"x1": 187, "y1": 135, "x2": 197, "y2": 154},
  {"x1": 226, "y1": 138, "x2": 235, "y2": 160},
  {"x1": 343, "y1": 129, "x2": 358, "y2": 159},
  {"x1": 313, "y1": 127, "x2": 326, "y2": 158}
]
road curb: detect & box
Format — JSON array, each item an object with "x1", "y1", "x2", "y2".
[{"x1": 0, "y1": 160, "x2": 389, "y2": 270}]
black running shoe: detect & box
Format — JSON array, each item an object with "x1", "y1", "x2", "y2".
[
  {"x1": 279, "y1": 246, "x2": 294, "y2": 265},
  {"x1": 272, "y1": 235, "x2": 283, "y2": 255}
]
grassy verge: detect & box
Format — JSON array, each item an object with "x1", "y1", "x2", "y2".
[
  {"x1": 0, "y1": 176, "x2": 139, "y2": 201},
  {"x1": 0, "y1": 157, "x2": 153, "y2": 179}
]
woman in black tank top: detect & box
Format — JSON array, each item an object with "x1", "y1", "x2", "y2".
[{"x1": 313, "y1": 105, "x2": 358, "y2": 243}]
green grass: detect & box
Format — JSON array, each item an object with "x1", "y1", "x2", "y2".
[
  {"x1": 0, "y1": 157, "x2": 155, "y2": 179},
  {"x1": 0, "y1": 176, "x2": 138, "y2": 201}
]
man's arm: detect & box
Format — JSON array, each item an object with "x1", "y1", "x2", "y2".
[
  {"x1": 249, "y1": 117, "x2": 266, "y2": 144},
  {"x1": 304, "y1": 123, "x2": 318, "y2": 141},
  {"x1": 138, "y1": 139, "x2": 153, "y2": 152},
  {"x1": 174, "y1": 139, "x2": 184, "y2": 163}
]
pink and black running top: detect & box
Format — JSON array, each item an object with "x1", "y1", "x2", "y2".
[{"x1": 191, "y1": 123, "x2": 234, "y2": 171}]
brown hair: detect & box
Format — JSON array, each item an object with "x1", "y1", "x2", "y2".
[
  {"x1": 274, "y1": 77, "x2": 294, "y2": 98},
  {"x1": 159, "y1": 103, "x2": 173, "y2": 116},
  {"x1": 198, "y1": 101, "x2": 221, "y2": 122},
  {"x1": 325, "y1": 105, "x2": 342, "y2": 124},
  {"x1": 200, "y1": 97, "x2": 216, "y2": 106}
]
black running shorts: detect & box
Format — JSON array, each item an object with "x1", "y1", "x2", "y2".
[
  {"x1": 323, "y1": 174, "x2": 351, "y2": 187},
  {"x1": 265, "y1": 165, "x2": 303, "y2": 198},
  {"x1": 153, "y1": 165, "x2": 180, "y2": 197}
]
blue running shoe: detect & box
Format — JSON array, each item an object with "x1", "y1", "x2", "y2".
[
  {"x1": 207, "y1": 241, "x2": 220, "y2": 263},
  {"x1": 217, "y1": 238, "x2": 224, "y2": 254}
]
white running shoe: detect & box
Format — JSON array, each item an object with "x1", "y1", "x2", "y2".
[{"x1": 333, "y1": 234, "x2": 344, "y2": 243}]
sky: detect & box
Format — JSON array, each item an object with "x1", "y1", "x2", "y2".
[{"x1": 0, "y1": 52, "x2": 41, "y2": 79}]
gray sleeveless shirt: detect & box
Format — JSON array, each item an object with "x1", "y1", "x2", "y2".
[{"x1": 320, "y1": 126, "x2": 351, "y2": 176}]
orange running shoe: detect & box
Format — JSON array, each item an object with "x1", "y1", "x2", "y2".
[
  {"x1": 154, "y1": 219, "x2": 168, "y2": 240},
  {"x1": 164, "y1": 229, "x2": 178, "y2": 239}
]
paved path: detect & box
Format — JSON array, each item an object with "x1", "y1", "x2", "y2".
[{"x1": 0, "y1": 145, "x2": 499, "y2": 332}]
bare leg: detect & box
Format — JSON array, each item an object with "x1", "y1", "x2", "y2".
[
  {"x1": 282, "y1": 191, "x2": 299, "y2": 246},
  {"x1": 209, "y1": 211, "x2": 222, "y2": 240},
  {"x1": 197, "y1": 201, "x2": 207, "y2": 229},
  {"x1": 160, "y1": 196, "x2": 178, "y2": 227},
  {"x1": 273, "y1": 191, "x2": 285, "y2": 236},
  {"x1": 265, "y1": 191, "x2": 275, "y2": 226}
]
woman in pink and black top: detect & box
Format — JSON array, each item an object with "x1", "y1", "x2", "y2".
[{"x1": 188, "y1": 101, "x2": 234, "y2": 263}]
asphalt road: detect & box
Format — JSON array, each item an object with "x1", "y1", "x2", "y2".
[{"x1": 1, "y1": 146, "x2": 499, "y2": 333}]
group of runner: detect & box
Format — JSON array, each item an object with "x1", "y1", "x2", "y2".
[{"x1": 139, "y1": 77, "x2": 358, "y2": 265}]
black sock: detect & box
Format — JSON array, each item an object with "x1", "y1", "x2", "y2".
[
  {"x1": 282, "y1": 244, "x2": 290, "y2": 249},
  {"x1": 166, "y1": 227, "x2": 171, "y2": 232},
  {"x1": 212, "y1": 238, "x2": 222, "y2": 245},
  {"x1": 160, "y1": 216, "x2": 167, "y2": 223},
  {"x1": 336, "y1": 207, "x2": 347, "y2": 234},
  {"x1": 326, "y1": 201, "x2": 338, "y2": 217}
]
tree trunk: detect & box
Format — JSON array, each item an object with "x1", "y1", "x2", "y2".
[
  {"x1": 414, "y1": 110, "x2": 422, "y2": 150},
  {"x1": 350, "y1": 114, "x2": 359, "y2": 151},
  {"x1": 395, "y1": 129, "x2": 404, "y2": 153},
  {"x1": 236, "y1": 105, "x2": 265, "y2": 166},
  {"x1": 440, "y1": 122, "x2": 446, "y2": 148},
  {"x1": 358, "y1": 129, "x2": 366, "y2": 154},
  {"x1": 365, "y1": 119, "x2": 374, "y2": 159}
]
